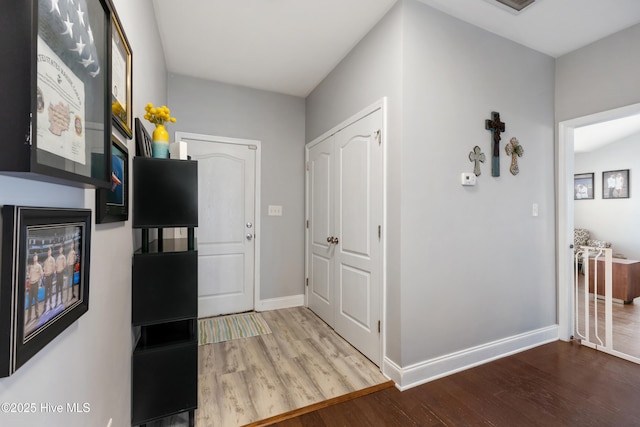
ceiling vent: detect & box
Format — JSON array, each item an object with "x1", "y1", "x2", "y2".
[{"x1": 487, "y1": 0, "x2": 537, "y2": 14}]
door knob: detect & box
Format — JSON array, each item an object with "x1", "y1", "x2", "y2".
[
  {"x1": 332, "y1": 237, "x2": 339, "y2": 245},
  {"x1": 246, "y1": 233, "x2": 253, "y2": 241},
  {"x1": 327, "y1": 236, "x2": 332, "y2": 243},
  {"x1": 246, "y1": 222, "x2": 253, "y2": 229},
  {"x1": 327, "y1": 236, "x2": 339, "y2": 245}
]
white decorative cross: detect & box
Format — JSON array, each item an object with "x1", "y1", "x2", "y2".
[
  {"x1": 505, "y1": 137, "x2": 524, "y2": 175},
  {"x1": 469, "y1": 146, "x2": 486, "y2": 176}
]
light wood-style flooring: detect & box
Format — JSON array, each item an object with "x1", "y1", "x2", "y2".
[
  {"x1": 146, "y1": 306, "x2": 388, "y2": 427},
  {"x1": 196, "y1": 306, "x2": 388, "y2": 426}
]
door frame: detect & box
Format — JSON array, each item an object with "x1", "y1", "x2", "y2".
[
  {"x1": 557, "y1": 102, "x2": 640, "y2": 341},
  {"x1": 304, "y1": 97, "x2": 387, "y2": 367},
  {"x1": 175, "y1": 131, "x2": 262, "y2": 312}
]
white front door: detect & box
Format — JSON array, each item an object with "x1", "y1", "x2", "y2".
[
  {"x1": 181, "y1": 135, "x2": 259, "y2": 318},
  {"x1": 306, "y1": 104, "x2": 384, "y2": 366}
]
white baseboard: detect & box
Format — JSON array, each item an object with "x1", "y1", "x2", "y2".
[
  {"x1": 256, "y1": 294, "x2": 305, "y2": 312},
  {"x1": 383, "y1": 325, "x2": 559, "y2": 391}
]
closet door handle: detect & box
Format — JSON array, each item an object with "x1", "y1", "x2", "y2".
[{"x1": 332, "y1": 237, "x2": 339, "y2": 245}]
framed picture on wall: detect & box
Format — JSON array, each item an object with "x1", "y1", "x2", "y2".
[
  {"x1": 96, "y1": 136, "x2": 129, "y2": 223},
  {"x1": 135, "y1": 118, "x2": 152, "y2": 157},
  {"x1": 574, "y1": 173, "x2": 594, "y2": 200},
  {"x1": 109, "y1": 0, "x2": 133, "y2": 139},
  {"x1": 602, "y1": 169, "x2": 630, "y2": 199},
  {"x1": 0, "y1": 207, "x2": 91, "y2": 377}
]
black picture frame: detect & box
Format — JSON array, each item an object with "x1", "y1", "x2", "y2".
[
  {"x1": 109, "y1": 0, "x2": 133, "y2": 139},
  {"x1": 135, "y1": 118, "x2": 153, "y2": 157},
  {"x1": 96, "y1": 136, "x2": 129, "y2": 223},
  {"x1": 31, "y1": 0, "x2": 112, "y2": 187},
  {"x1": 574, "y1": 173, "x2": 594, "y2": 200},
  {"x1": 0, "y1": 206, "x2": 91, "y2": 377},
  {"x1": 603, "y1": 169, "x2": 630, "y2": 199}
]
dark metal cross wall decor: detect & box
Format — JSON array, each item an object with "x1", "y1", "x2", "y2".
[{"x1": 485, "y1": 111, "x2": 505, "y2": 177}]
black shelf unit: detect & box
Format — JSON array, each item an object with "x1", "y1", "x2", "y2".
[{"x1": 131, "y1": 157, "x2": 198, "y2": 426}]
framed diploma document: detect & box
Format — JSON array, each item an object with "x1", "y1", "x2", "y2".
[
  {"x1": 110, "y1": 4, "x2": 133, "y2": 139},
  {"x1": 0, "y1": 0, "x2": 112, "y2": 188}
]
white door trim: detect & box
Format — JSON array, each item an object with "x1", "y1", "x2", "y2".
[
  {"x1": 557, "y1": 102, "x2": 640, "y2": 341},
  {"x1": 305, "y1": 97, "x2": 387, "y2": 367},
  {"x1": 175, "y1": 131, "x2": 262, "y2": 312}
]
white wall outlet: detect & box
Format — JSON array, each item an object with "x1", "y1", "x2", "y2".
[
  {"x1": 532, "y1": 203, "x2": 539, "y2": 217},
  {"x1": 268, "y1": 205, "x2": 283, "y2": 216},
  {"x1": 461, "y1": 173, "x2": 477, "y2": 186}
]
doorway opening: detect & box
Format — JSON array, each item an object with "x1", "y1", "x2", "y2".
[{"x1": 558, "y1": 102, "x2": 640, "y2": 363}]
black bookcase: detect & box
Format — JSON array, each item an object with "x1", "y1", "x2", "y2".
[{"x1": 131, "y1": 157, "x2": 198, "y2": 426}]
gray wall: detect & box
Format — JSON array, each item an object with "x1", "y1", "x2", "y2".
[
  {"x1": 399, "y1": 0, "x2": 556, "y2": 366},
  {"x1": 306, "y1": 2, "x2": 404, "y2": 362},
  {"x1": 556, "y1": 23, "x2": 640, "y2": 123},
  {"x1": 0, "y1": 1, "x2": 167, "y2": 425},
  {"x1": 574, "y1": 133, "x2": 640, "y2": 259},
  {"x1": 167, "y1": 75, "x2": 306, "y2": 300},
  {"x1": 307, "y1": 0, "x2": 557, "y2": 368}
]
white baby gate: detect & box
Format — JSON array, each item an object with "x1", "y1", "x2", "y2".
[{"x1": 574, "y1": 247, "x2": 640, "y2": 364}]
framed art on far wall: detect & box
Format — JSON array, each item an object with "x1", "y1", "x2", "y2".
[
  {"x1": 574, "y1": 173, "x2": 594, "y2": 200},
  {"x1": 96, "y1": 136, "x2": 129, "y2": 223},
  {"x1": 603, "y1": 169, "x2": 630, "y2": 199},
  {"x1": 0, "y1": 207, "x2": 91, "y2": 377}
]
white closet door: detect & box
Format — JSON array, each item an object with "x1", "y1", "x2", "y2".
[
  {"x1": 333, "y1": 109, "x2": 383, "y2": 366},
  {"x1": 307, "y1": 136, "x2": 335, "y2": 325},
  {"x1": 306, "y1": 105, "x2": 383, "y2": 366}
]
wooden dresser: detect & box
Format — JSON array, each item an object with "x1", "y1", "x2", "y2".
[{"x1": 588, "y1": 258, "x2": 640, "y2": 304}]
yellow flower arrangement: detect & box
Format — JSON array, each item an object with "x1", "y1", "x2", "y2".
[{"x1": 143, "y1": 103, "x2": 177, "y2": 126}]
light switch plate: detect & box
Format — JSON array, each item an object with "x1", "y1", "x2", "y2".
[{"x1": 268, "y1": 205, "x2": 283, "y2": 216}]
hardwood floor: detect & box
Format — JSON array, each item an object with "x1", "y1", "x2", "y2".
[
  {"x1": 575, "y1": 274, "x2": 640, "y2": 358},
  {"x1": 274, "y1": 341, "x2": 640, "y2": 426}
]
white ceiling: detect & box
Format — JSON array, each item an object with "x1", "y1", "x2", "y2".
[
  {"x1": 152, "y1": 0, "x2": 640, "y2": 97},
  {"x1": 151, "y1": 0, "x2": 397, "y2": 98},
  {"x1": 574, "y1": 113, "x2": 640, "y2": 153}
]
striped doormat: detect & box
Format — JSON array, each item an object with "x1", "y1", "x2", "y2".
[{"x1": 198, "y1": 312, "x2": 272, "y2": 345}]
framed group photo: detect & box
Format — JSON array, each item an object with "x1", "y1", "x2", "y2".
[
  {"x1": 0, "y1": 207, "x2": 91, "y2": 377},
  {"x1": 574, "y1": 173, "x2": 594, "y2": 200},
  {"x1": 603, "y1": 169, "x2": 630, "y2": 199}
]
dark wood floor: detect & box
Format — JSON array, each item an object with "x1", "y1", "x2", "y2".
[{"x1": 272, "y1": 341, "x2": 640, "y2": 426}]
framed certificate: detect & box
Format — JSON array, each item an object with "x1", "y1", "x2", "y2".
[
  {"x1": 0, "y1": 0, "x2": 112, "y2": 188},
  {"x1": 110, "y1": 2, "x2": 133, "y2": 139}
]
